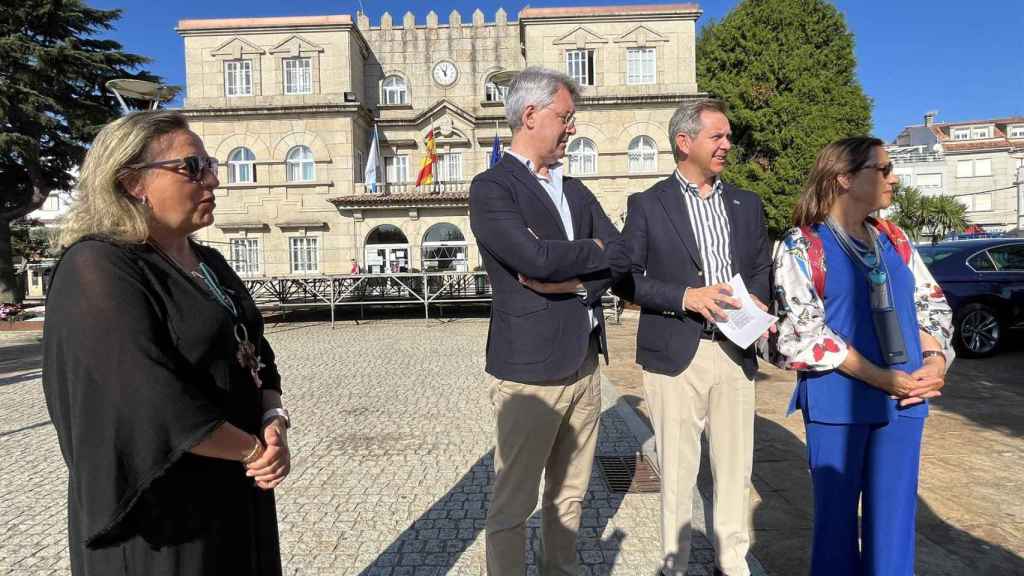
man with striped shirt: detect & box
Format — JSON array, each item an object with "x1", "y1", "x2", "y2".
[{"x1": 619, "y1": 99, "x2": 772, "y2": 576}]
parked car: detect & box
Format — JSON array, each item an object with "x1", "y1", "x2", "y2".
[{"x1": 917, "y1": 239, "x2": 1024, "y2": 358}]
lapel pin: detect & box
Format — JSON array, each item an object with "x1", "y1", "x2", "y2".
[{"x1": 733, "y1": 199, "x2": 741, "y2": 205}]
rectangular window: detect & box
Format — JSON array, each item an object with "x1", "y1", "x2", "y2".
[
  {"x1": 971, "y1": 125, "x2": 993, "y2": 139},
  {"x1": 289, "y1": 237, "x2": 319, "y2": 274},
  {"x1": 957, "y1": 159, "x2": 974, "y2": 178},
  {"x1": 224, "y1": 60, "x2": 252, "y2": 97},
  {"x1": 917, "y1": 173, "x2": 942, "y2": 188},
  {"x1": 566, "y1": 49, "x2": 595, "y2": 86},
  {"x1": 952, "y1": 127, "x2": 970, "y2": 141},
  {"x1": 44, "y1": 195, "x2": 60, "y2": 211},
  {"x1": 975, "y1": 158, "x2": 992, "y2": 176},
  {"x1": 973, "y1": 193, "x2": 992, "y2": 211},
  {"x1": 385, "y1": 155, "x2": 409, "y2": 184},
  {"x1": 283, "y1": 57, "x2": 312, "y2": 95},
  {"x1": 955, "y1": 195, "x2": 972, "y2": 211},
  {"x1": 626, "y1": 47, "x2": 656, "y2": 84},
  {"x1": 229, "y1": 238, "x2": 262, "y2": 276},
  {"x1": 1010, "y1": 125, "x2": 1024, "y2": 138},
  {"x1": 436, "y1": 152, "x2": 463, "y2": 182}
]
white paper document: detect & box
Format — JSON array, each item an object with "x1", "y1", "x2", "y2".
[{"x1": 714, "y1": 274, "x2": 778, "y2": 350}]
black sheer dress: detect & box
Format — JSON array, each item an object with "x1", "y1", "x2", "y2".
[{"x1": 42, "y1": 237, "x2": 283, "y2": 575}]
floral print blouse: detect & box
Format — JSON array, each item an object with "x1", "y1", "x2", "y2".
[{"x1": 773, "y1": 225, "x2": 955, "y2": 373}]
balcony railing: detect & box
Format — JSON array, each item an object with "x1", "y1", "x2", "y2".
[{"x1": 366, "y1": 181, "x2": 470, "y2": 195}]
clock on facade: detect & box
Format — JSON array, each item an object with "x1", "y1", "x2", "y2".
[{"x1": 432, "y1": 61, "x2": 459, "y2": 87}]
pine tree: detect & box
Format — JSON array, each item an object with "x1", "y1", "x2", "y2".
[
  {"x1": 696, "y1": 0, "x2": 873, "y2": 236},
  {"x1": 0, "y1": 0, "x2": 160, "y2": 302}
]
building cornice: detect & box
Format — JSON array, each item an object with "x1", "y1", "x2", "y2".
[
  {"x1": 329, "y1": 192, "x2": 469, "y2": 209},
  {"x1": 519, "y1": 4, "x2": 701, "y2": 24},
  {"x1": 179, "y1": 103, "x2": 369, "y2": 120}
]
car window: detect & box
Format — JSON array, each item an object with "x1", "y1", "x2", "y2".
[
  {"x1": 988, "y1": 244, "x2": 1024, "y2": 271},
  {"x1": 968, "y1": 251, "x2": 996, "y2": 271},
  {"x1": 917, "y1": 246, "x2": 959, "y2": 266}
]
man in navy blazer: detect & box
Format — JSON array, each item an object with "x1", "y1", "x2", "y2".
[
  {"x1": 618, "y1": 99, "x2": 771, "y2": 576},
  {"x1": 469, "y1": 67, "x2": 626, "y2": 576}
]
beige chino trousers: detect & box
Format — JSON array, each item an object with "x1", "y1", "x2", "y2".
[
  {"x1": 643, "y1": 339, "x2": 755, "y2": 576},
  {"x1": 486, "y1": 337, "x2": 602, "y2": 576}
]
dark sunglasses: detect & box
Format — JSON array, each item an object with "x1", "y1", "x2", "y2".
[
  {"x1": 858, "y1": 161, "x2": 894, "y2": 178},
  {"x1": 125, "y1": 155, "x2": 219, "y2": 182}
]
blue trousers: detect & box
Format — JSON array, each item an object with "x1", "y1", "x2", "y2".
[{"x1": 803, "y1": 415, "x2": 924, "y2": 576}]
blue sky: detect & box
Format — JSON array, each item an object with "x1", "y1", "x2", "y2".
[{"x1": 90, "y1": 0, "x2": 1023, "y2": 140}]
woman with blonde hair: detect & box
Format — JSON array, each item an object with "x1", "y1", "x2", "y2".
[
  {"x1": 43, "y1": 110, "x2": 290, "y2": 575},
  {"x1": 773, "y1": 136, "x2": 953, "y2": 575}
]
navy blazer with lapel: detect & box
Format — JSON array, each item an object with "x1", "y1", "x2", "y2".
[
  {"x1": 469, "y1": 154, "x2": 628, "y2": 383},
  {"x1": 618, "y1": 175, "x2": 772, "y2": 379}
]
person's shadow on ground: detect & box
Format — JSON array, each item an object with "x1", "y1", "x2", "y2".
[
  {"x1": 747, "y1": 413, "x2": 1024, "y2": 575},
  {"x1": 357, "y1": 393, "x2": 631, "y2": 575}
]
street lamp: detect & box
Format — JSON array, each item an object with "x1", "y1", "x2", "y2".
[{"x1": 105, "y1": 79, "x2": 180, "y2": 115}]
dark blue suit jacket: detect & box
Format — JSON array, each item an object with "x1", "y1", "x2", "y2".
[
  {"x1": 618, "y1": 176, "x2": 771, "y2": 379},
  {"x1": 469, "y1": 155, "x2": 628, "y2": 383}
]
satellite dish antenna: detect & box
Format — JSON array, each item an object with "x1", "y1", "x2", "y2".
[
  {"x1": 488, "y1": 70, "x2": 521, "y2": 88},
  {"x1": 106, "y1": 79, "x2": 181, "y2": 115}
]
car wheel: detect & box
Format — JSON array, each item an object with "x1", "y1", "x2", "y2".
[{"x1": 955, "y1": 303, "x2": 1002, "y2": 358}]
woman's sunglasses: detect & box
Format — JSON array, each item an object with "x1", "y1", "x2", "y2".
[
  {"x1": 857, "y1": 161, "x2": 894, "y2": 178},
  {"x1": 125, "y1": 155, "x2": 219, "y2": 182}
]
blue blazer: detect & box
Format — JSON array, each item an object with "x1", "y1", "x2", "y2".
[
  {"x1": 616, "y1": 176, "x2": 772, "y2": 379},
  {"x1": 469, "y1": 155, "x2": 629, "y2": 383},
  {"x1": 792, "y1": 224, "x2": 928, "y2": 424}
]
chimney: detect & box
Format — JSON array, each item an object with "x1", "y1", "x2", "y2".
[{"x1": 924, "y1": 110, "x2": 938, "y2": 127}]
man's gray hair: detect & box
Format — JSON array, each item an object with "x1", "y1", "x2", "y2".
[
  {"x1": 504, "y1": 67, "x2": 580, "y2": 131},
  {"x1": 668, "y1": 98, "x2": 729, "y2": 160}
]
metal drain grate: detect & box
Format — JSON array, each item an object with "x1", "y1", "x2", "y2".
[{"x1": 597, "y1": 453, "x2": 661, "y2": 493}]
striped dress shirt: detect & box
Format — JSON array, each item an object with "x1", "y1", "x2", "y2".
[{"x1": 675, "y1": 170, "x2": 733, "y2": 287}]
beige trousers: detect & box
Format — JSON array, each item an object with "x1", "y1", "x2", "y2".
[
  {"x1": 485, "y1": 338, "x2": 602, "y2": 576},
  {"x1": 643, "y1": 339, "x2": 755, "y2": 576}
]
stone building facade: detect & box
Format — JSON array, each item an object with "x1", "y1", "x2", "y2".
[{"x1": 177, "y1": 3, "x2": 704, "y2": 276}]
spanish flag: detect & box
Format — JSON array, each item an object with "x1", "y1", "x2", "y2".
[{"x1": 415, "y1": 128, "x2": 437, "y2": 187}]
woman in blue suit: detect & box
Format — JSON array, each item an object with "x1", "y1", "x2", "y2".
[{"x1": 773, "y1": 136, "x2": 954, "y2": 575}]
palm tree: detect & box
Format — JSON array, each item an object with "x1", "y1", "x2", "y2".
[
  {"x1": 927, "y1": 195, "x2": 969, "y2": 241},
  {"x1": 888, "y1": 183, "x2": 930, "y2": 241}
]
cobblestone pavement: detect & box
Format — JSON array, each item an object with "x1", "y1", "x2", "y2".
[
  {"x1": 605, "y1": 316, "x2": 1024, "y2": 575},
  {"x1": 1, "y1": 320, "x2": 732, "y2": 575}
]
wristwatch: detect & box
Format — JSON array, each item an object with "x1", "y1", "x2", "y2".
[
  {"x1": 262, "y1": 408, "x2": 291, "y2": 429},
  {"x1": 921, "y1": 350, "x2": 944, "y2": 361}
]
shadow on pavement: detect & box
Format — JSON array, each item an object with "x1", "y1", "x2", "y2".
[
  {"x1": 748, "y1": 414, "x2": 1024, "y2": 575},
  {"x1": 930, "y1": 331, "x2": 1024, "y2": 438},
  {"x1": 357, "y1": 403, "x2": 633, "y2": 575}
]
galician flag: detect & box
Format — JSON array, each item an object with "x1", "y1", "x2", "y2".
[
  {"x1": 364, "y1": 124, "x2": 381, "y2": 194},
  {"x1": 415, "y1": 128, "x2": 437, "y2": 187}
]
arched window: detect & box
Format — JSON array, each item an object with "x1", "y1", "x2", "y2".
[
  {"x1": 227, "y1": 147, "x2": 255, "y2": 184},
  {"x1": 382, "y1": 75, "x2": 408, "y2": 105},
  {"x1": 567, "y1": 138, "x2": 598, "y2": 176},
  {"x1": 484, "y1": 74, "x2": 508, "y2": 103},
  {"x1": 628, "y1": 136, "x2": 657, "y2": 173},
  {"x1": 422, "y1": 223, "x2": 468, "y2": 272},
  {"x1": 365, "y1": 224, "x2": 410, "y2": 274},
  {"x1": 286, "y1": 145, "x2": 315, "y2": 182}
]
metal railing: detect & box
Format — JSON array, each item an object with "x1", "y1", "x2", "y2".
[{"x1": 238, "y1": 270, "x2": 622, "y2": 326}]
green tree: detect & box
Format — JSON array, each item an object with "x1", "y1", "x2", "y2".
[
  {"x1": 888, "y1": 183, "x2": 969, "y2": 241},
  {"x1": 926, "y1": 195, "x2": 969, "y2": 241},
  {"x1": 696, "y1": 0, "x2": 873, "y2": 236},
  {"x1": 0, "y1": 0, "x2": 160, "y2": 302},
  {"x1": 888, "y1": 183, "x2": 931, "y2": 241}
]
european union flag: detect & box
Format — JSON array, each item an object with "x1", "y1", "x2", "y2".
[{"x1": 489, "y1": 133, "x2": 502, "y2": 167}]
